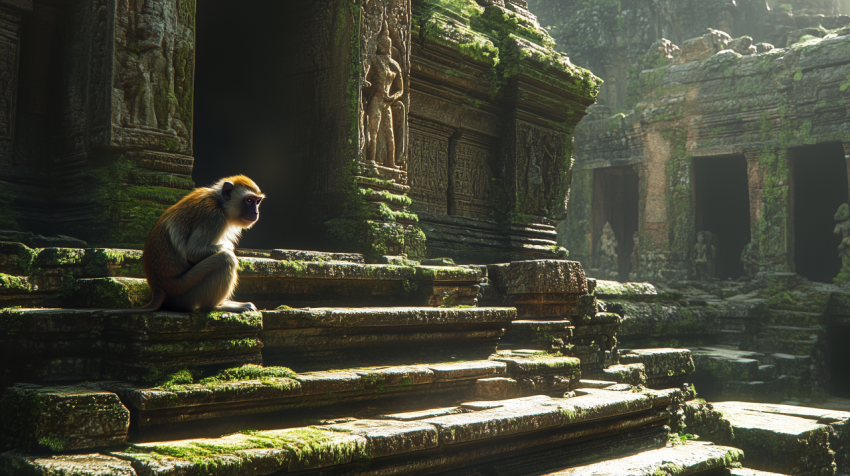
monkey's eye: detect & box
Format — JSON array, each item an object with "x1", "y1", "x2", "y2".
[{"x1": 247, "y1": 198, "x2": 253, "y2": 203}]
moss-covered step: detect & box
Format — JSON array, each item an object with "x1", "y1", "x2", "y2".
[
  {"x1": 91, "y1": 389, "x2": 681, "y2": 476},
  {"x1": 261, "y1": 307, "x2": 516, "y2": 370},
  {"x1": 0, "y1": 242, "x2": 484, "y2": 309},
  {"x1": 236, "y1": 258, "x2": 484, "y2": 308},
  {"x1": 518, "y1": 441, "x2": 743, "y2": 475},
  {"x1": 0, "y1": 308, "x2": 263, "y2": 387},
  {"x1": 688, "y1": 401, "x2": 845, "y2": 475},
  {"x1": 87, "y1": 360, "x2": 509, "y2": 430},
  {"x1": 592, "y1": 279, "x2": 659, "y2": 298},
  {"x1": 0, "y1": 384, "x2": 129, "y2": 452},
  {"x1": 491, "y1": 351, "x2": 581, "y2": 394},
  {"x1": 0, "y1": 453, "x2": 137, "y2": 476},
  {"x1": 619, "y1": 348, "x2": 696, "y2": 388}
]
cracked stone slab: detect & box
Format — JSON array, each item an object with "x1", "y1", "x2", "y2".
[
  {"x1": 524, "y1": 441, "x2": 743, "y2": 475},
  {"x1": 0, "y1": 453, "x2": 137, "y2": 476},
  {"x1": 321, "y1": 419, "x2": 438, "y2": 457},
  {"x1": 427, "y1": 361, "x2": 507, "y2": 381}
]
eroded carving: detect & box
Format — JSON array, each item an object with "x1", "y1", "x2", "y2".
[
  {"x1": 451, "y1": 142, "x2": 492, "y2": 219},
  {"x1": 598, "y1": 222, "x2": 619, "y2": 279},
  {"x1": 113, "y1": 0, "x2": 194, "y2": 140},
  {"x1": 693, "y1": 230, "x2": 718, "y2": 281},
  {"x1": 360, "y1": 0, "x2": 410, "y2": 172},
  {"x1": 408, "y1": 130, "x2": 448, "y2": 213},
  {"x1": 740, "y1": 240, "x2": 759, "y2": 279},
  {"x1": 517, "y1": 122, "x2": 566, "y2": 218}
]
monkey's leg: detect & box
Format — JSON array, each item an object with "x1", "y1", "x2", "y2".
[{"x1": 163, "y1": 251, "x2": 257, "y2": 312}]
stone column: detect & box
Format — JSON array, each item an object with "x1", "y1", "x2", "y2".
[
  {"x1": 0, "y1": 0, "x2": 29, "y2": 167},
  {"x1": 744, "y1": 148, "x2": 764, "y2": 248},
  {"x1": 745, "y1": 147, "x2": 794, "y2": 273},
  {"x1": 320, "y1": 0, "x2": 426, "y2": 262},
  {"x1": 50, "y1": 0, "x2": 196, "y2": 246}
]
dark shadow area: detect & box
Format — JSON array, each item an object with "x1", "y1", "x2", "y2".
[
  {"x1": 694, "y1": 155, "x2": 750, "y2": 279},
  {"x1": 793, "y1": 143, "x2": 847, "y2": 283},
  {"x1": 593, "y1": 167, "x2": 639, "y2": 280},
  {"x1": 194, "y1": 1, "x2": 318, "y2": 250},
  {"x1": 828, "y1": 322, "x2": 850, "y2": 397}
]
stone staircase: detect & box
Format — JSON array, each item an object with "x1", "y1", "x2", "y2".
[
  {"x1": 596, "y1": 275, "x2": 849, "y2": 404},
  {"x1": 0, "y1": 241, "x2": 845, "y2": 475}
]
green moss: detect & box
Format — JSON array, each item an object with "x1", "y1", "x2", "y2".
[{"x1": 0, "y1": 387, "x2": 44, "y2": 451}]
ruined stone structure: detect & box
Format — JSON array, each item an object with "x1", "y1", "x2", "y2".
[
  {"x1": 0, "y1": 0, "x2": 600, "y2": 264},
  {"x1": 1, "y1": 0, "x2": 850, "y2": 475},
  {"x1": 564, "y1": 28, "x2": 850, "y2": 283}
]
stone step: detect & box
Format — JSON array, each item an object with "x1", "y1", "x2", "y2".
[
  {"x1": 719, "y1": 328, "x2": 746, "y2": 346},
  {"x1": 0, "y1": 389, "x2": 687, "y2": 476},
  {"x1": 728, "y1": 469, "x2": 792, "y2": 476},
  {"x1": 771, "y1": 353, "x2": 812, "y2": 377},
  {"x1": 750, "y1": 337, "x2": 817, "y2": 356},
  {"x1": 691, "y1": 350, "x2": 761, "y2": 382},
  {"x1": 0, "y1": 306, "x2": 517, "y2": 387},
  {"x1": 261, "y1": 307, "x2": 516, "y2": 371},
  {"x1": 618, "y1": 348, "x2": 695, "y2": 388},
  {"x1": 758, "y1": 364, "x2": 777, "y2": 380},
  {"x1": 760, "y1": 325, "x2": 823, "y2": 341},
  {"x1": 0, "y1": 242, "x2": 485, "y2": 309},
  {"x1": 512, "y1": 441, "x2": 743, "y2": 475},
  {"x1": 762, "y1": 310, "x2": 824, "y2": 327},
  {"x1": 686, "y1": 401, "x2": 847, "y2": 475}
]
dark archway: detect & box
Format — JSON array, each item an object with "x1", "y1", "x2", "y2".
[
  {"x1": 193, "y1": 1, "x2": 320, "y2": 250},
  {"x1": 828, "y1": 322, "x2": 850, "y2": 397},
  {"x1": 694, "y1": 155, "x2": 750, "y2": 279},
  {"x1": 793, "y1": 143, "x2": 848, "y2": 283},
  {"x1": 593, "y1": 167, "x2": 639, "y2": 280}
]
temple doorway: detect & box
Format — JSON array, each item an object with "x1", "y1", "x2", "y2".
[
  {"x1": 694, "y1": 155, "x2": 750, "y2": 279},
  {"x1": 593, "y1": 166, "x2": 639, "y2": 280},
  {"x1": 793, "y1": 143, "x2": 847, "y2": 283},
  {"x1": 193, "y1": 0, "x2": 320, "y2": 250}
]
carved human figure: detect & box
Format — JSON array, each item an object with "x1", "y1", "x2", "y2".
[
  {"x1": 693, "y1": 231, "x2": 716, "y2": 280},
  {"x1": 834, "y1": 203, "x2": 850, "y2": 283},
  {"x1": 599, "y1": 222, "x2": 619, "y2": 279},
  {"x1": 527, "y1": 154, "x2": 545, "y2": 215},
  {"x1": 364, "y1": 21, "x2": 405, "y2": 168},
  {"x1": 629, "y1": 231, "x2": 640, "y2": 279},
  {"x1": 740, "y1": 241, "x2": 759, "y2": 279}
]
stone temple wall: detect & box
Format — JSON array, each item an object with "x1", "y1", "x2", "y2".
[{"x1": 563, "y1": 28, "x2": 850, "y2": 281}]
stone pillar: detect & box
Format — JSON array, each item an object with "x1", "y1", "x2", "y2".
[
  {"x1": 48, "y1": 0, "x2": 196, "y2": 246},
  {"x1": 0, "y1": 0, "x2": 29, "y2": 167},
  {"x1": 322, "y1": 0, "x2": 425, "y2": 262},
  {"x1": 745, "y1": 147, "x2": 794, "y2": 273},
  {"x1": 744, "y1": 148, "x2": 764, "y2": 248}
]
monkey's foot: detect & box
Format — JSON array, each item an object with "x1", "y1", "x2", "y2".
[{"x1": 216, "y1": 300, "x2": 258, "y2": 313}]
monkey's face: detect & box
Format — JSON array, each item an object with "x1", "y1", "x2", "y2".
[{"x1": 240, "y1": 194, "x2": 263, "y2": 228}]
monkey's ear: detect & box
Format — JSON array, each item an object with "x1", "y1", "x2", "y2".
[{"x1": 222, "y1": 181, "x2": 235, "y2": 200}]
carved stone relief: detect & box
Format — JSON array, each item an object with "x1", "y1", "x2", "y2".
[
  {"x1": 407, "y1": 121, "x2": 449, "y2": 214},
  {"x1": 516, "y1": 122, "x2": 567, "y2": 219},
  {"x1": 449, "y1": 134, "x2": 493, "y2": 219},
  {"x1": 108, "y1": 0, "x2": 194, "y2": 148},
  {"x1": 359, "y1": 0, "x2": 410, "y2": 175}
]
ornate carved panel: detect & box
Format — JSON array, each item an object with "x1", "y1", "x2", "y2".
[
  {"x1": 449, "y1": 133, "x2": 493, "y2": 220},
  {"x1": 88, "y1": 0, "x2": 195, "y2": 154},
  {"x1": 408, "y1": 119, "x2": 450, "y2": 214},
  {"x1": 359, "y1": 0, "x2": 410, "y2": 179},
  {"x1": 514, "y1": 121, "x2": 569, "y2": 219}
]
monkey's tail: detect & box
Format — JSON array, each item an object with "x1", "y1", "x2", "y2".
[{"x1": 106, "y1": 288, "x2": 166, "y2": 314}]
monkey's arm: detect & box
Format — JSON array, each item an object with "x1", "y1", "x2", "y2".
[{"x1": 185, "y1": 225, "x2": 227, "y2": 264}]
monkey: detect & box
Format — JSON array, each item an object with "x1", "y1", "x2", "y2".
[{"x1": 127, "y1": 175, "x2": 264, "y2": 313}]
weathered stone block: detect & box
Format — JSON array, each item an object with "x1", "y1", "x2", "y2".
[
  {"x1": 475, "y1": 378, "x2": 522, "y2": 400},
  {"x1": 0, "y1": 384, "x2": 129, "y2": 452}
]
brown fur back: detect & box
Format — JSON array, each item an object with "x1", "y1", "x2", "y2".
[{"x1": 143, "y1": 187, "x2": 224, "y2": 294}]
